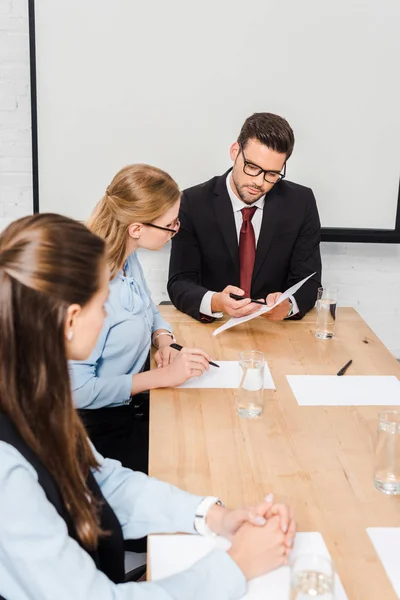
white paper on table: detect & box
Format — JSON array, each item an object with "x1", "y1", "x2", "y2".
[
  {"x1": 149, "y1": 532, "x2": 347, "y2": 599},
  {"x1": 177, "y1": 360, "x2": 275, "y2": 389},
  {"x1": 367, "y1": 528, "x2": 400, "y2": 598},
  {"x1": 287, "y1": 375, "x2": 400, "y2": 406},
  {"x1": 213, "y1": 272, "x2": 316, "y2": 336}
]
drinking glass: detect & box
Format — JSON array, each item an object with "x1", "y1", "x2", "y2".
[
  {"x1": 315, "y1": 287, "x2": 338, "y2": 339},
  {"x1": 236, "y1": 350, "x2": 265, "y2": 418},
  {"x1": 374, "y1": 410, "x2": 400, "y2": 495},
  {"x1": 290, "y1": 554, "x2": 334, "y2": 600}
]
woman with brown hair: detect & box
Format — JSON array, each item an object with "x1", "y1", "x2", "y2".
[
  {"x1": 70, "y1": 164, "x2": 211, "y2": 473},
  {"x1": 0, "y1": 213, "x2": 295, "y2": 599}
]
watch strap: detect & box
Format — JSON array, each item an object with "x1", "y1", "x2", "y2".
[{"x1": 194, "y1": 496, "x2": 224, "y2": 537}]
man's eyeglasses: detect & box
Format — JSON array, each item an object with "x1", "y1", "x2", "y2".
[
  {"x1": 142, "y1": 218, "x2": 180, "y2": 236},
  {"x1": 240, "y1": 144, "x2": 286, "y2": 184}
]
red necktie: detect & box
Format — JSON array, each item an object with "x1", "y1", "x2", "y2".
[{"x1": 239, "y1": 206, "x2": 257, "y2": 297}]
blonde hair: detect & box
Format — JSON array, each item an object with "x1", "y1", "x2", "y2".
[{"x1": 88, "y1": 164, "x2": 180, "y2": 277}]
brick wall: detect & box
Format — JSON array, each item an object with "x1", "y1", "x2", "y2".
[{"x1": 0, "y1": 0, "x2": 32, "y2": 229}]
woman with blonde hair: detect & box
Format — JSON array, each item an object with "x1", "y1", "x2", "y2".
[
  {"x1": 0, "y1": 213, "x2": 295, "y2": 600},
  {"x1": 70, "y1": 164, "x2": 211, "y2": 474}
]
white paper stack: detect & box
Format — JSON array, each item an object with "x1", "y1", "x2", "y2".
[
  {"x1": 287, "y1": 375, "x2": 400, "y2": 406},
  {"x1": 177, "y1": 360, "x2": 275, "y2": 390},
  {"x1": 149, "y1": 532, "x2": 347, "y2": 599}
]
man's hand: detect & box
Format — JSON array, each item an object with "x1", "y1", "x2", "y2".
[
  {"x1": 211, "y1": 286, "x2": 260, "y2": 317},
  {"x1": 261, "y1": 292, "x2": 291, "y2": 321}
]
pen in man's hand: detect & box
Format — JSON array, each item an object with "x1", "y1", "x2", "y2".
[
  {"x1": 337, "y1": 359, "x2": 352, "y2": 376},
  {"x1": 229, "y1": 293, "x2": 266, "y2": 305},
  {"x1": 170, "y1": 343, "x2": 220, "y2": 368}
]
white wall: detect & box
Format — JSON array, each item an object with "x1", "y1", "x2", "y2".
[
  {"x1": 1, "y1": 0, "x2": 399, "y2": 358},
  {"x1": 33, "y1": 0, "x2": 400, "y2": 229}
]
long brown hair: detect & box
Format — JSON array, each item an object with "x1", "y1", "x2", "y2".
[
  {"x1": 0, "y1": 213, "x2": 106, "y2": 549},
  {"x1": 88, "y1": 163, "x2": 180, "y2": 276}
]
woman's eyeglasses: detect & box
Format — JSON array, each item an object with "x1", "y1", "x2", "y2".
[{"x1": 142, "y1": 218, "x2": 180, "y2": 236}]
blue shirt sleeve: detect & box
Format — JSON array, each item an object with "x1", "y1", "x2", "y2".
[
  {"x1": 0, "y1": 442, "x2": 247, "y2": 600},
  {"x1": 69, "y1": 253, "x2": 172, "y2": 410},
  {"x1": 91, "y1": 446, "x2": 202, "y2": 539},
  {"x1": 69, "y1": 308, "x2": 133, "y2": 409}
]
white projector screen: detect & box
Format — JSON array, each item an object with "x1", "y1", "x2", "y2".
[{"x1": 32, "y1": 0, "x2": 400, "y2": 232}]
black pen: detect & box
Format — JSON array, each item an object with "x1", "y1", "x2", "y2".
[
  {"x1": 337, "y1": 359, "x2": 352, "y2": 376},
  {"x1": 170, "y1": 343, "x2": 220, "y2": 368},
  {"x1": 229, "y1": 293, "x2": 266, "y2": 306}
]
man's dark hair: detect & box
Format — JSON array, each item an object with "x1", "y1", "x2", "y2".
[{"x1": 237, "y1": 112, "x2": 295, "y2": 159}]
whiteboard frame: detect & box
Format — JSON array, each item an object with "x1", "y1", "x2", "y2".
[{"x1": 28, "y1": 0, "x2": 400, "y2": 243}]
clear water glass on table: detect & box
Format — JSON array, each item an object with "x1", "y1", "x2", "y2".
[
  {"x1": 290, "y1": 554, "x2": 334, "y2": 600},
  {"x1": 236, "y1": 350, "x2": 265, "y2": 418},
  {"x1": 374, "y1": 410, "x2": 400, "y2": 495},
  {"x1": 315, "y1": 287, "x2": 338, "y2": 339}
]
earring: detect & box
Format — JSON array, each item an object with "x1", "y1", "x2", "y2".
[{"x1": 67, "y1": 330, "x2": 73, "y2": 341}]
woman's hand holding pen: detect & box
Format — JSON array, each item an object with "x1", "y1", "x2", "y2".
[
  {"x1": 155, "y1": 347, "x2": 211, "y2": 387},
  {"x1": 154, "y1": 344, "x2": 179, "y2": 367},
  {"x1": 153, "y1": 330, "x2": 180, "y2": 367}
]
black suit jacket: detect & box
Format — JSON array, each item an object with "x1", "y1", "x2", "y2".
[{"x1": 168, "y1": 170, "x2": 322, "y2": 322}]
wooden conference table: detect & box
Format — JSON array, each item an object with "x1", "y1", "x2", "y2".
[{"x1": 149, "y1": 307, "x2": 400, "y2": 600}]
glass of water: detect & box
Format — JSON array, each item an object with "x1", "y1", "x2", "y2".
[
  {"x1": 290, "y1": 554, "x2": 334, "y2": 600},
  {"x1": 374, "y1": 411, "x2": 400, "y2": 495},
  {"x1": 315, "y1": 287, "x2": 338, "y2": 339},
  {"x1": 236, "y1": 350, "x2": 265, "y2": 418}
]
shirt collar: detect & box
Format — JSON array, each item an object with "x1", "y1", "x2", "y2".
[{"x1": 226, "y1": 173, "x2": 266, "y2": 213}]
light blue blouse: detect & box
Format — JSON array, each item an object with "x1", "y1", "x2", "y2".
[
  {"x1": 69, "y1": 252, "x2": 171, "y2": 409},
  {"x1": 0, "y1": 440, "x2": 247, "y2": 600}
]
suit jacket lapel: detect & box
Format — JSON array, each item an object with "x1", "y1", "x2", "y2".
[
  {"x1": 252, "y1": 185, "x2": 283, "y2": 283},
  {"x1": 212, "y1": 172, "x2": 240, "y2": 279}
]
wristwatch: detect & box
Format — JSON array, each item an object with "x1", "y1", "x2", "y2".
[
  {"x1": 152, "y1": 331, "x2": 176, "y2": 349},
  {"x1": 194, "y1": 496, "x2": 224, "y2": 537}
]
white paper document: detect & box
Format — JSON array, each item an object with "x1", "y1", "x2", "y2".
[
  {"x1": 177, "y1": 360, "x2": 275, "y2": 389},
  {"x1": 213, "y1": 272, "x2": 316, "y2": 336},
  {"x1": 367, "y1": 528, "x2": 400, "y2": 598},
  {"x1": 149, "y1": 532, "x2": 347, "y2": 599},
  {"x1": 287, "y1": 375, "x2": 400, "y2": 406}
]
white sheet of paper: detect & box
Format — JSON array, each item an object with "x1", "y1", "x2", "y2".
[
  {"x1": 149, "y1": 532, "x2": 347, "y2": 599},
  {"x1": 213, "y1": 272, "x2": 316, "y2": 336},
  {"x1": 367, "y1": 528, "x2": 400, "y2": 598},
  {"x1": 177, "y1": 361, "x2": 275, "y2": 389},
  {"x1": 287, "y1": 375, "x2": 400, "y2": 406}
]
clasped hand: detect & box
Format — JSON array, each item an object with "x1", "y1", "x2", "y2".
[{"x1": 206, "y1": 494, "x2": 295, "y2": 580}]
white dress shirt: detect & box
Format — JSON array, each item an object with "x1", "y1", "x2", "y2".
[{"x1": 200, "y1": 174, "x2": 299, "y2": 317}]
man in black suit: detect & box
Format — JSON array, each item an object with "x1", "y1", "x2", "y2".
[{"x1": 168, "y1": 112, "x2": 322, "y2": 323}]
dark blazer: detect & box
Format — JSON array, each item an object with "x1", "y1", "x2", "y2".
[{"x1": 168, "y1": 170, "x2": 322, "y2": 322}]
